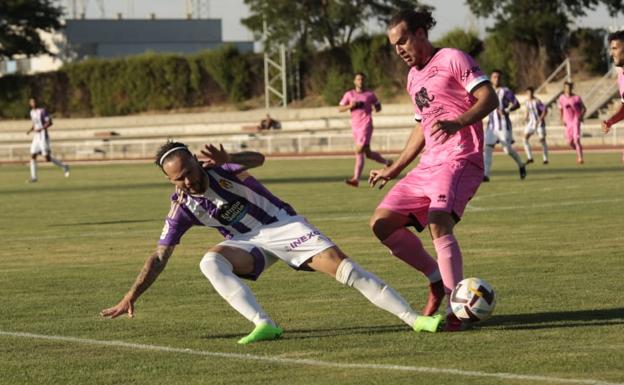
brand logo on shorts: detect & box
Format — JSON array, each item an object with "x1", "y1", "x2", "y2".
[
  {"x1": 437, "y1": 194, "x2": 447, "y2": 203},
  {"x1": 288, "y1": 230, "x2": 321, "y2": 251}
]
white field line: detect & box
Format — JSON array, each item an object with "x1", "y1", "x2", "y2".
[{"x1": 0, "y1": 330, "x2": 621, "y2": 385}]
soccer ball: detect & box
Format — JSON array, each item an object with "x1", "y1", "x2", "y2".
[{"x1": 450, "y1": 277, "x2": 496, "y2": 322}]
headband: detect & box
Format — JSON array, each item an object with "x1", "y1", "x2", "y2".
[{"x1": 159, "y1": 146, "x2": 189, "y2": 166}]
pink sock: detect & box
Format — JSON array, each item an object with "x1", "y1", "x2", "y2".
[
  {"x1": 574, "y1": 138, "x2": 583, "y2": 160},
  {"x1": 367, "y1": 151, "x2": 388, "y2": 165},
  {"x1": 382, "y1": 228, "x2": 438, "y2": 276},
  {"x1": 433, "y1": 234, "x2": 463, "y2": 295},
  {"x1": 353, "y1": 152, "x2": 365, "y2": 180}
]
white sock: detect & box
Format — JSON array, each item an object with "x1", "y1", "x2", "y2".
[
  {"x1": 199, "y1": 252, "x2": 274, "y2": 327},
  {"x1": 523, "y1": 139, "x2": 533, "y2": 161},
  {"x1": 502, "y1": 143, "x2": 524, "y2": 167},
  {"x1": 541, "y1": 139, "x2": 549, "y2": 161},
  {"x1": 49, "y1": 156, "x2": 66, "y2": 169},
  {"x1": 484, "y1": 145, "x2": 494, "y2": 177},
  {"x1": 30, "y1": 159, "x2": 37, "y2": 180},
  {"x1": 335, "y1": 258, "x2": 418, "y2": 326}
]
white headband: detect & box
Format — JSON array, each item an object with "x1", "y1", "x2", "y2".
[{"x1": 159, "y1": 146, "x2": 189, "y2": 166}]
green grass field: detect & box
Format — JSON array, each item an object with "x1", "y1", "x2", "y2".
[{"x1": 1, "y1": 152, "x2": 623, "y2": 385}]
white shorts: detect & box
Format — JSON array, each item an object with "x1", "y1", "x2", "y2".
[
  {"x1": 218, "y1": 215, "x2": 336, "y2": 276},
  {"x1": 30, "y1": 130, "x2": 51, "y2": 156},
  {"x1": 524, "y1": 122, "x2": 546, "y2": 139},
  {"x1": 485, "y1": 128, "x2": 513, "y2": 146}
]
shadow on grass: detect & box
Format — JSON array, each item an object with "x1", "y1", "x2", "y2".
[
  {"x1": 200, "y1": 324, "x2": 406, "y2": 341},
  {"x1": 480, "y1": 308, "x2": 624, "y2": 330}
]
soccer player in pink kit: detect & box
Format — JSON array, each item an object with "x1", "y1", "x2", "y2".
[
  {"x1": 558, "y1": 82, "x2": 586, "y2": 164},
  {"x1": 339, "y1": 72, "x2": 391, "y2": 187},
  {"x1": 602, "y1": 30, "x2": 624, "y2": 163},
  {"x1": 369, "y1": 9, "x2": 498, "y2": 331}
]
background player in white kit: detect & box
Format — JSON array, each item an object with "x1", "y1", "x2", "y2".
[
  {"x1": 101, "y1": 142, "x2": 442, "y2": 344},
  {"x1": 483, "y1": 70, "x2": 526, "y2": 181},
  {"x1": 523, "y1": 87, "x2": 550, "y2": 165},
  {"x1": 26, "y1": 98, "x2": 69, "y2": 182}
]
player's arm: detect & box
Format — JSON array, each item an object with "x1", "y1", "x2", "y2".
[
  {"x1": 580, "y1": 100, "x2": 587, "y2": 122},
  {"x1": 369, "y1": 122, "x2": 425, "y2": 189},
  {"x1": 339, "y1": 100, "x2": 356, "y2": 112},
  {"x1": 431, "y1": 82, "x2": 498, "y2": 142},
  {"x1": 602, "y1": 103, "x2": 624, "y2": 133},
  {"x1": 374, "y1": 102, "x2": 382, "y2": 113},
  {"x1": 200, "y1": 143, "x2": 264, "y2": 171},
  {"x1": 100, "y1": 245, "x2": 175, "y2": 319},
  {"x1": 26, "y1": 126, "x2": 33, "y2": 135},
  {"x1": 507, "y1": 93, "x2": 521, "y2": 112}
]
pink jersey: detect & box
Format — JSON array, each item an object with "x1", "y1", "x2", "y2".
[
  {"x1": 558, "y1": 94, "x2": 584, "y2": 124},
  {"x1": 340, "y1": 89, "x2": 379, "y2": 131},
  {"x1": 618, "y1": 69, "x2": 624, "y2": 103},
  {"x1": 407, "y1": 48, "x2": 489, "y2": 168}
]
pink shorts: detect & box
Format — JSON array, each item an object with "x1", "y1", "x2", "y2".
[
  {"x1": 377, "y1": 159, "x2": 483, "y2": 231},
  {"x1": 352, "y1": 127, "x2": 373, "y2": 146},
  {"x1": 564, "y1": 121, "x2": 581, "y2": 141}
]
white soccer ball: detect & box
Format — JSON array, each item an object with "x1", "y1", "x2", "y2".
[{"x1": 450, "y1": 277, "x2": 496, "y2": 322}]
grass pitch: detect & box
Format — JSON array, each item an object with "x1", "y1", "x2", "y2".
[{"x1": 1, "y1": 152, "x2": 623, "y2": 385}]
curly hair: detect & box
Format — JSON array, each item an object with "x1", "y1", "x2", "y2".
[
  {"x1": 154, "y1": 141, "x2": 191, "y2": 169},
  {"x1": 388, "y1": 8, "x2": 436, "y2": 35}
]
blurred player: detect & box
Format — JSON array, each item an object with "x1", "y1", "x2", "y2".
[
  {"x1": 559, "y1": 82, "x2": 586, "y2": 164},
  {"x1": 339, "y1": 72, "x2": 391, "y2": 187},
  {"x1": 484, "y1": 70, "x2": 526, "y2": 181},
  {"x1": 26, "y1": 98, "x2": 69, "y2": 182},
  {"x1": 523, "y1": 87, "x2": 549, "y2": 164},
  {"x1": 369, "y1": 9, "x2": 498, "y2": 331},
  {"x1": 602, "y1": 30, "x2": 624, "y2": 163},
  {"x1": 101, "y1": 142, "x2": 442, "y2": 344}
]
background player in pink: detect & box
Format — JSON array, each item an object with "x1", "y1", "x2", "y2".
[
  {"x1": 339, "y1": 72, "x2": 391, "y2": 187},
  {"x1": 369, "y1": 9, "x2": 498, "y2": 331},
  {"x1": 558, "y1": 82, "x2": 586, "y2": 164},
  {"x1": 602, "y1": 30, "x2": 624, "y2": 163}
]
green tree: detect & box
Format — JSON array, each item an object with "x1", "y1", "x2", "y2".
[
  {"x1": 242, "y1": 0, "x2": 431, "y2": 52},
  {"x1": 466, "y1": 0, "x2": 624, "y2": 86},
  {"x1": 0, "y1": 0, "x2": 63, "y2": 58},
  {"x1": 434, "y1": 28, "x2": 483, "y2": 58}
]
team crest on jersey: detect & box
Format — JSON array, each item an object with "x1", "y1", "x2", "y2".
[
  {"x1": 219, "y1": 178, "x2": 234, "y2": 189},
  {"x1": 414, "y1": 87, "x2": 435, "y2": 110}
]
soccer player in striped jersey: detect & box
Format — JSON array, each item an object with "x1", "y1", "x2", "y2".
[
  {"x1": 484, "y1": 70, "x2": 526, "y2": 181},
  {"x1": 602, "y1": 30, "x2": 624, "y2": 163},
  {"x1": 559, "y1": 82, "x2": 586, "y2": 164},
  {"x1": 339, "y1": 72, "x2": 392, "y2": 187},
  {"x1": 523, "y1": 87, "x2": 549, "y2": 165},
  {"x1": 370, "y1": 9, "x2": 498, "y2": 332},
  {"x1": 26, "y1": 98, "x2": 70, "y2": 182},
  {"x1": 101, "y1": 142, "x2": 442, "y2": 344}
]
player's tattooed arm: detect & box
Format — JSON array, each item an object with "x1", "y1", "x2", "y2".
[
  {"x1": 100, "y1": 245, "x2": 175, "y2": 319},
  {"x1": 200, "y1": 143, "x2": 265, "y2": 171}
]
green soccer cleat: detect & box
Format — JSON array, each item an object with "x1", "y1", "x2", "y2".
[
  {"x1": 237, "y1": 323, "x2": 283, "y2": 345},
  {"x1": 413, "y1": 314, "x2": 443, "y2": 333}
]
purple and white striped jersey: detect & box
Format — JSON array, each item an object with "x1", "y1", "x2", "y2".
[
  {"x1": 158, "y1": 163, "x2": 296, "y2": 246},
  {"x1": 487, "y1": 87, "x2": 519, "y2": 131},
  {"x1": 525, "y1": 98, "x2": 545, "y2": 126}
]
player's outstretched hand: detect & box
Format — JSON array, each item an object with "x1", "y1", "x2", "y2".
[
  {"x1": 602, "y1": 120, "x2": 611, "y2": 134},
  {"x1": 431, "y1": 120, "x2": 463, "y2": 143},
  {"x1": 201, "y1": 143, "x2": 229, "y2": 168},
  {"x1": 369, "y1": 167, "x2": 397, "y2": 189},
  {"x1": 100, "y1": 297, "x2": 135, "y2": 319}
]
